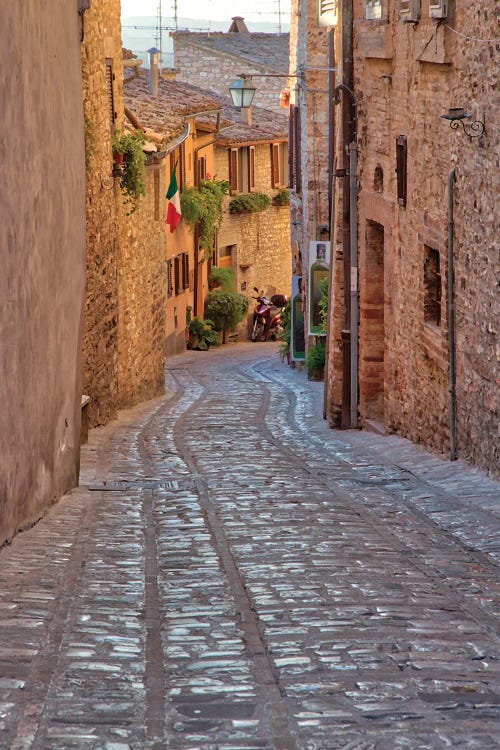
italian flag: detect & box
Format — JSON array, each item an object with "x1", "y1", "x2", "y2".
[{"x1": 166, "y1": 167, "x2": 182, "y2": 232}]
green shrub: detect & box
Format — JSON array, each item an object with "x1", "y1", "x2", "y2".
[
  {"x1": 306, "y1": 339, "x2": 326, "y2": 380},
  {"x1": 187, "y1": 316, "x2": 219, "y2": 350},
  {"x1": 180, "y1": 179, "x2": 229, "y2": 254},
  {"x1": 318, "y1": 276, "x2": 329, "y2": 333},
  {"x1": 112, "y1": 130, "x2": 147, "y2": 211},
  {"x1": 209, "y1": 266, "x2": 236, "y2": 292},
  {"x1": 273, "y1": 188, "x2": 290, "y2": 206},
  {"x1": 204, "y1": 290, "x2": 249, "y2": 343},
  {"x1": 229, "y1": 192, "x2": 271, "y2": 215}
]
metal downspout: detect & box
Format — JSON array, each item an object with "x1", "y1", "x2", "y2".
[
  {"x1": 349, "y1": 142, "x2": 358, "y2": 429},
  {"x1": 448, "y1": 169, "x2": 457, "y2": 460}
]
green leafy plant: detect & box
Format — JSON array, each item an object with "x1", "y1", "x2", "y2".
[
  {"x1": 204, "y1": 290, "x2": 249, "y2": 344},
  {"x1": 229, "y1": 192, "x2": 271, "y2": 215},
  {"x1": 306, "y1": 338, "x2": 326, "y2": 380},
  {"x1": 112, "y1": 130, "x2": 147, "y2": 211},
  {"x1": 209, "y1": 266, "x2": 236, "y2": 292},
  {"x1": 187, "y1": 316, "x2": 219, "y2": 350},
  {"x1": 180, "y1": 179, "x2": 229, "y2": 255},
  {"x1": 272, "y1": 187, "x2": 290, "y2": 206}
]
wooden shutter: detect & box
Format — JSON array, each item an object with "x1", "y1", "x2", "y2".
[
  {"x1": 396, "y1": 135, "x2": 407, "y2": 207},
  {"x1": 288, "y1": 105, "x2": 295, "y2": 189},
  {"x1": 229, "y1": 148, "x2": 239, "y2": 192},
  {"x1": 167, "y1": 260, "x2": 173, "y2": 298},
  {"x1": 294, "y1": 105, "x2": 302, "y2": 193},
  {"x1": 182, "y1": 252, "x2": 190, "y2": 290},
  {"x1": 249, "y1": 146, "x2": 255, "y2": 190},
  {"x1": 105, "y1": 59, "x2": 116, "y2": 132},
  {"x1": 271, "y1": 143, "x2": 280, "y2": 188},
  {"x1": 174, "y1": 255, "x2": 182, "y2": 295},
  {"x1": 197, "y1": 155, "x2": 207, "y2": 186}
]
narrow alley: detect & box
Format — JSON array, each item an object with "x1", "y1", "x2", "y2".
[{"x1": 1, "y1": 344, "x2": 499, "y2": 750}]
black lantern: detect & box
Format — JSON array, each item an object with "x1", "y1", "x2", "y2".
[{"x1": 229, "y1": 76, "x2": 256, "y2": 109}]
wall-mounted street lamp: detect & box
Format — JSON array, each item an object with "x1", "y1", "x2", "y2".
[
  {"x1": 228, "y1": 76, "x2": 257, "y2": 109},
  {"x1": 440, "y1": 107, "x2": 486, "y2": 140},
  {"x1": 229, "y1": 68, "x2": 337, "y2": 109}
]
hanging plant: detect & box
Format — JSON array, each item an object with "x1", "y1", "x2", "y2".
[
  {"x1": 229, "y1": 192, "x2": 271, "y2": 215},
  {"x1": 180, "y1": 179, "x2": 230, "y2": 255},
  {"x1": 112, "y1": 129, "x2": 147, "y2": 212}
]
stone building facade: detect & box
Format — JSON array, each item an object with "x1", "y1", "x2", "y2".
[
  {"x1": 172, "y1": 17, "x2": 290, "y2": 114},
  {"x1": 214, "y1": 109, "x2": 292, "y2": 332},
  {"x1": 0, "y1": 2, "x2": 87, "y2": 545},
  {"x1": 82, "y1": 3, "x2": 170, "y2": 425},
  {"x1": 288, "y1": 0, "x2": 332, "y2": 343},
  {"x1": 314, "y1": 0, "x2": 499, "y2": 473}
]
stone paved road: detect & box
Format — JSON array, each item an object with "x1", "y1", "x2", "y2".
[{"x1": 1, "y1": 343, "x2": 499, "y2": 750}]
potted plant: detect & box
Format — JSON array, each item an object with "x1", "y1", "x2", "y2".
[
  {"x1": 187, "y1": 316, "x2": 219, "y2": 350},
  {"x1": 272, "y1": 187, "x2": 290, "y2": 206}
]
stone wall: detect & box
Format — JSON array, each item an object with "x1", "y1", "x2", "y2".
[
  {"x1": 344, "y1": 0, "x2": 498, "y2": 472},
  {"x1": 173, "y1": 41, "x2": 284, "y2": 113},
  {"x1": 117, "y1": 162, "x2": 167, "y2": 408},
  {"x1": 0, "y1": 1, "x2": 87, "y2": 544},
  {"x1": 81, "y1": 0, "x2": 123, "y2": 427}
]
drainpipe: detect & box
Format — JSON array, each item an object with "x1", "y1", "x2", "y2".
[
  {"x1": 448, "y1": 169, "x2": 457, "y2": 460},
  {"x1": 349, "y1": 141, "x2": 358, "y2": 428}
]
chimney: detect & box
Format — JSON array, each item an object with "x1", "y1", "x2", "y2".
[
  {"x1": 228, "y1": 16, "x2": 250, "y2": 38},
  {"x1": 148, "y1": 47, "x2": 160, "y2": 96}
]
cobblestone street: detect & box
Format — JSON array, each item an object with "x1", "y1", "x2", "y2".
[{"x1": 1, "y1": 343, "x2": 499, "y2": 750}]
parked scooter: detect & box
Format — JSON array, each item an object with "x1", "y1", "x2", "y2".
[{"x1": 251, "y1": 287, "x2": 288, "y2": 342}]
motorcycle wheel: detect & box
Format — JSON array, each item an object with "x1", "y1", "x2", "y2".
[{"x1": 251, "y1": 319, "x2": 265, "y2": 342}]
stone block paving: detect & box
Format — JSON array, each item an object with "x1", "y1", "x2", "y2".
[{"x1": 0, "y1": 343, "x2": 499, "y2": 749}]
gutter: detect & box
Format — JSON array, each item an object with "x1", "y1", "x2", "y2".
[{"x1": 164, "y1": 122, "x2": 191, "y2": 155}]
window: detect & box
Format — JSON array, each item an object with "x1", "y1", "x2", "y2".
[
  {"x1": 228, "y1": 147, "x2": 252, "y2": 193},
  {"x1": 182, "y1": 252, "x2": 190, "y2": 290},
  {"x1": 424, "y1": 246, "x2": 441, "y2": 326},
  {"x1": 396, "y1": 135, "x2": 407, "y2": 208},
  {"x1": 399, "y1": 0, "x2": 420, "y2": 22},
  {"x1": 271, "y1": 142, "x2": 289, "y2": 188},
  {"x1": 365, "y1": 0, "x2": 382, "y2": 19},
  {"x1": 105, "y1": 58, "x2": 116, "y2": 132},
  {"x1": 167, "y1": 260, "x2": 173, "y2": 298},
  {"x1": 197, "y1": 155, "x2": 207, "y2": 186}
]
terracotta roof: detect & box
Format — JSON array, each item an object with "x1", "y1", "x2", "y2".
[
  {"x1": 171, "y1": 28, "x2": 290, "y2": 74},
  {"x1": 124, "y1": 71, "x2": 221, "y2": 144}
]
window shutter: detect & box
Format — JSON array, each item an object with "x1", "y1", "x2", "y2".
[
  {"x1": 182, "y1": 252, "x2": 190, "y2": 290},
  {"x1": 105, "y1": 59, "x2": 116, "y2": 132},
  {"x1": 271, "y1": 143, "x2": 280, "y2": 188},
  {"x1": 229, "y1": 149, "x2": 239, "y2": 192},
  {"x1": 197, "y1": 155, "x2": 207, "y2": 186},
  {"x1": 174, "y1": 255, "x2": 182, "y2": 295},
  {"x1": 249, "y1": 146, "x2": 255, "y2": 190},
  {"x1": 399, "y1": 0, "x2": 421, "y2": 22},
  {"x1": 294, "y1": 107, "x2": 302, "y2": 193},
  {"x1": 396, "y1": 135, "x2": 407, "y2": 208},
  {"x1": 288, "y1": 105, "x2": 295, "y2": 189},
  {"x1": 318, "y1": 0, "x2": 338, "y2": 27},
  {"x1": 167, "y1": 260, "x2": 173, "y2": 298},
  {"x1": 429, "y1": 0, "x2": 447, "y2": 19}
]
